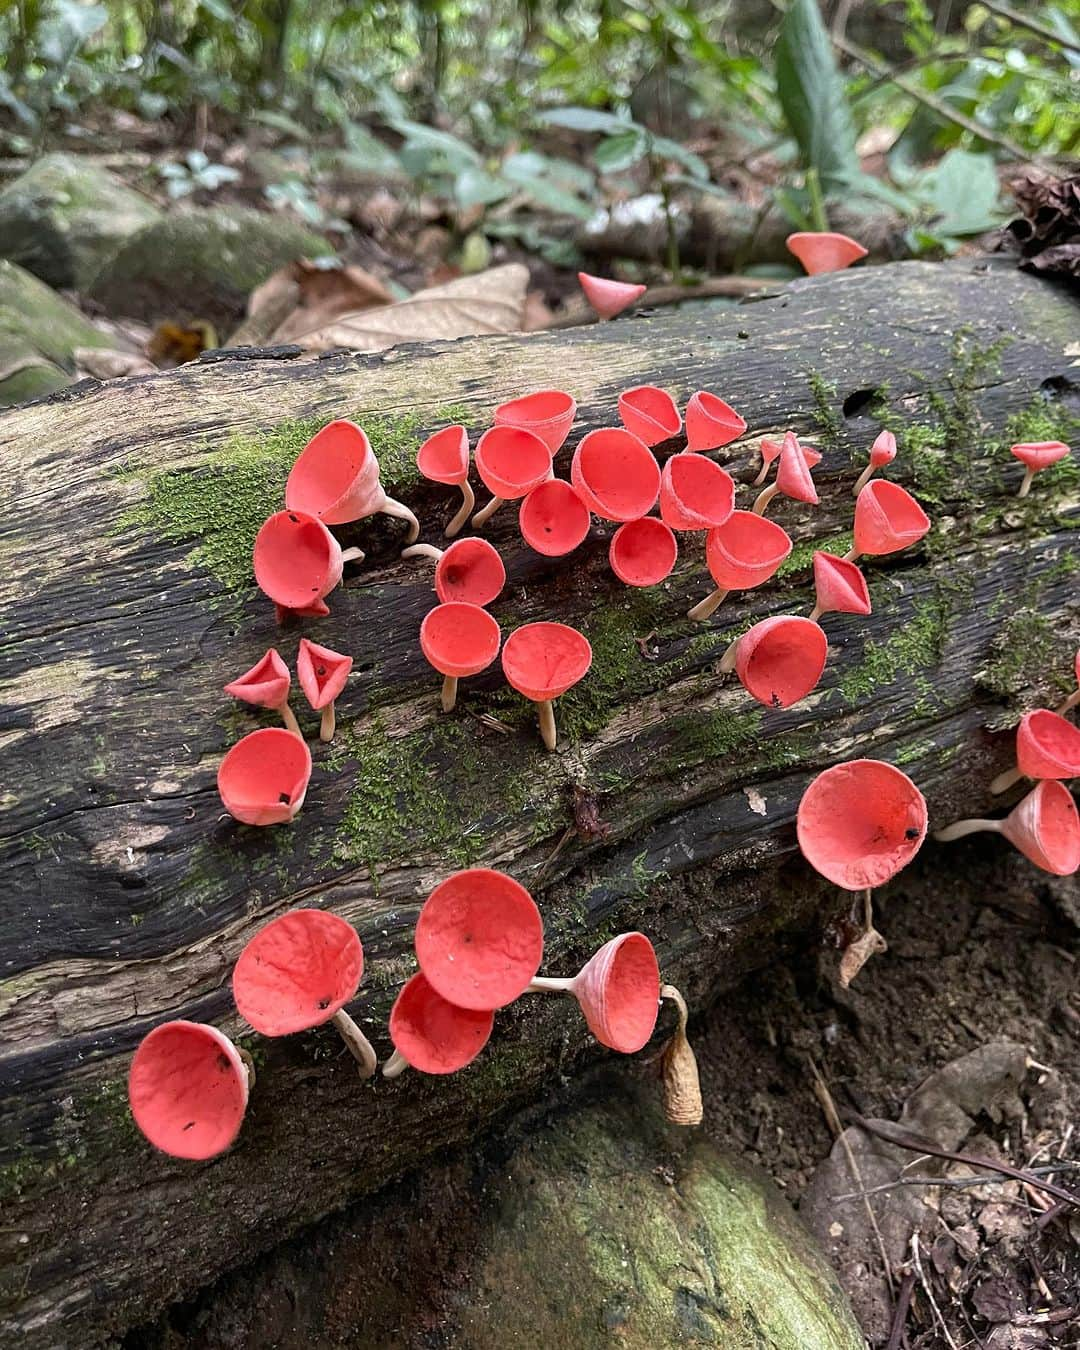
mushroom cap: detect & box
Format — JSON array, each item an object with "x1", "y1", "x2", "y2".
[
  {"x1": 420, "y1": 602, "x2": 501, "y2": 680},
  {"x1": 519, "y1": 479, "x2": 591, "y2": 558},
  {"x1": 285, "y1": 419, "x2": 385, "y2": 525},
  {"x1": 786, "y1": 231, "x2": 868, "y2": 275},
  {"x1": 812, "y1": 551, "x2": 872, "y2": 618},
  {"x1": 1010, "y1": 441, "x2": 1070, "y2": 472},
  {"x1": 853, "y1": 480, "x2": 931, "y2": 557},
  {"x1": 434, "y1": 537, "x2": 506, "y2": 606},
  {"x1": 474, "y1": 425, "x2": 553, "y2": 500},
  {"x1": 802, "y1": 444, "x2": 823, "y2": 468},
  {"x1": 233, "y1": 908, "x2": 363, "y2": 1035},
  {"x1": 494, "y1": 389, "x2": 577, "y2": 453},
  {"x1": 218, "y1": 727, "x2": 312, "y2": 826},
  {"x1": 659, "y1": 453, "x2": 736, "y2": 531},
  {"x1": 609, "y1": 517, "x2": 678, "y2": 587},
  {"x1": 501, "y1": 621, "x2": 592, "y2": 701},
  {"x1": 128, "y1": 1021, "x2": 249, "y2": 1160},
  {"x1": 415, "y1": 867, "x2": 544, "y2": 1010},
  {"x1": 705, "y1": 510, "x2": 793, "y2": 591},
  {"x1": 571, "y1": 932, "x2": 660, "y2": 1054},
  {"x1": 617, "y1": 385, "x2": 682, "y2": 447},
  {"x1": 870, "y1": 429, "x2": 897, "y2": 467},
  {"x1": 775, "y1": 432, "x2": 819, "y2": 505},
  {"x1": 1001, "y1": 780, "x2": 1080, "y2": 876},
  {"x1": 758, "y1": 436, "x2": 783, "y2": 468},
  {"x1": 389, "y1": 972, "x2": 494, "y2": 1073},
  {"x1": 416, "y1": 424, "x2": 470, "y2": 486},
  {"x1": 296, "y1": 637, "x2": 353, "y2": 711},
  {"x1": 570, "y1": 427, "x2": 660, "y2": 521},
  {"x1": 684, "y1": 391, "x2": 747, "y2": 452},
  {"x1": 254, "y1": 510, "x2": 344, "y2": 610},
  {"x1": 577, "y1": 271, "x2": 647, "y2": 320},
  {"x1": 224, "y1": 649, "x2": 291, "y2": 710},
  {"x1": 1015, "y1": 709, "x2": 1080, "y2": 780},
  {"x1": 734, "y1": 615, "x2": 828, "y2": 709},
  {"x1": 797, "y1": 759, "x2": 928, "y2": 890}
]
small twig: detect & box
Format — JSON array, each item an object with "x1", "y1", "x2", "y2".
[
  {"x1": 831, "y1": 1160, "x2": 1080, "y2": 1203},
  {"x1": 885, "y1": 1270, "x2": 916, "y2": 1350},
  {"x1": 911, "y1": 1232, "x2": 961, "y2": 1350}
]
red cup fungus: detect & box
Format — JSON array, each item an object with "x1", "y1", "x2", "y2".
[
  {"x1": 1010, "y1": 441, "x2": 1071, "y2": 498},
  {"x1": 471, "y1": 425, "x2": 553, "y2": 529},
  {"x1": 526, "y1": 933, "x2": 661, "y2": 1053},
  {"x1": 617, "y1": 385, "x2": 682, "y2": 447},
  {"x1": 684, "y1": 391, "x2": 747, "y2": 452},
  {"x1": 990, "y1": 708, "x2": 1080, "y2": 795},
  {"x1": 401, "y1": 536, "x2": 506, "y2": 607},
  {"x1": 494, "y1": 388, "x2": 577, "y2": 453},
  {"x1": 852, "y1": 429, "x2": 897, "y2": 496},
  {"x1": 296, "y1": 637, "x2": 353, "y2": 743},
  {"x1": 752, "y1": 431, "x2": 819, "y2": 516},
  {"x1": 420, "y1": 601, "x2": 501, "y2": 713},
  {"x1": 809, "y1": 551, "x2": 871, "y2": 623},
  {"x1": 935, "y1": 779, "x2": 1079, "y2": 877},
  {"x1": 846, "y1": 480, "x2": 930, "y2": 563},
  {"x1": 416, "y1": 424, "x2": 473, "y2": 538},
  {"x1": 224, "y1": 648, "x2": 302, "y2": 736},
  {"x1": 578, "y1": 271, "x2": 646, "y2": 320},
  {"x1": 609, "y1": 517, "x2": 678, "y2": 587},
  {"x1": 659, "y1": 453, "x2": 736, "y2": 531},
  {"x1": 687, "y1": 510, "x2": 793, "y2": 622},
  {"x1": 718, "y1": 615, "x2": 828, "y2": 709},
  {"x1": 501, "y1": 621, "x2": 592, "y2": 750},
  {"x1": 218, "y1": 726, "x2": 312, "y2": 826},
  {"x1": 570, "y1": 427, "x2": 660, "y2": 522},
  {"x1": 751, "y1": 436, "x2": 783, "y2": 487},
  {"x1": 254, "y1": 509, "x2": 362, "y2": 617},
  {"x1": 519, "y1": 478, "x2": 592, "y2": 557},
  {"x1": 382, "y1": 972, "x2": 494, "y2": 1078},
  {"x1": 285, "y1": 419, "x2": 419, "y2": 542},
  {"x1": 786, "y1": 231, "x2": 868, "y2": 275}
]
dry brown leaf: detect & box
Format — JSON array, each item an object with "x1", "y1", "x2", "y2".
[
  {"x1": 838, "y1": 924, "x2": 887, "y2": 988},
  {"x1": 523, "y1": 288, "x2": 555, "y2": 332},
  {"x1": 74, "y1": 347, "x2": 156, "y2": 380},
  {"x1": 266, "y1": 258, "x2": 395, "y2": 344}
]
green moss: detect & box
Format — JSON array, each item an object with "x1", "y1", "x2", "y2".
[
  {"x1": 837, "y1": 590, "x2": 953, "y2": 706},
  {"x1": 775, "y1": 531, "x2": 852, "y2": 580},
  {"x1": 998, "y1": 397, "x2": 1080, "y2": 495},
  {"x1": 980, "y1": 608, "x2": 1060, "y2": 700},
  {"x1": 804, "y1": 369, "x2": 842, "y2": 452},
  {"x1": 664, "y1": 707, "x2": 763, "y2": 772}
]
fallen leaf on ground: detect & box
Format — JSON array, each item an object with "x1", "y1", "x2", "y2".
[{"x1": 261, "y1": 257, "x2": 395, "y2": 344}]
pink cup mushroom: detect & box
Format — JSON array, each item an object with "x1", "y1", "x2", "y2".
[
  {"x1": 845, "y1": 480, "x2": 930, "y2": 563},
  {"x1": 1011, "y1": 441, "x2": 1071, "y2": 498},
  {"x1": 786, "y1": 231, "x2": 868, "y2": 275},
  {"x1": 286, "y1": 419, "x2": 419, "y2": 544},
  {"x1": 751, "y1": 437, "x2": 784, "y2": 488},
  {"x1": 659, "y1": 453, "x2": 736, "y2": 531},
  {"x1": 717, "y1": 615, "x2": 828, "y2": 709},
  {"x1": 253, "y1": 509, "x2": 363, "y2": 619},
  {"x1": 414, "y1": 867, "x2": 544, "y2": 1010},
  {"x1": 128, "y1": 1020, "x2": 254, "y2": 1160},
  {"x1": 935, "y1": 779, "x2": 1079, "y2": 877},
  {"x1": 420, "y1": 601, "x2": 501, "y2": 713},
  {"x1": 502, "y1": 621, "x2": 593, "y2": 750},
  {"x1": 687, "y1": 510, "x2": 793, "y2": 623},
  {"x1": 752, "y1": 431, "x2": 819, "y2": 516},
  {"x1": 233, "y1": 908, "x2": 378, "y2": 1077},
  {"x1": 296, "y1": 637, "x2": 352, "y2": 743},
  {"x1": 402, "y1": 536, "x2": 506, "y2": 606},
  {"x1": 809, "y1": 551, "x2": 871, "y2": 623},
  {"x1": 578, "y1": 271, "x2": 647, "y2": 320},
  {"x1": 218, "y1": 726, "x2": 312, "y2": 826},
  {"x1": 618, "y1": 385, "x2": 682, "y2": 447},
  {"x1": 471, "y1": 425, "x2": 553, "y2": 529},
  {"x1": 852, "y1": 429, "x2": 897, "y2": 496},
  {"x1": 526, "y1": 933, "x2": 660, "y2": 1054},
  {"x1": 382, "y1": 972, "x2": 494, "y2": 1079},
  {"x1": 990, "y1": 708, "x2": 1080, "y2": 795},
  {"x1": 1058, "y1": 648, "x2": 1080, "y2": 716},
  {"x1": 570, "y1": 427, "x2": 661, "y2": 522},
  {"x1": 519, "y1": 478, "x2": 592, "y2": 557},
  {"x1": 684, "y1": 391, "x2": 747, "y2": 452},
  {"x1": 224, "y1": 648, "x2": 302, "y2": 736},
  {"x1": 609, "y1": 517, "x2": 678, "y2": 587},
  {"x1": 494, "y1": 388, "x2": 577, "y2": 453},
  {"x1": 416, "y1": 424, "x2": 473, "y2": 538}
]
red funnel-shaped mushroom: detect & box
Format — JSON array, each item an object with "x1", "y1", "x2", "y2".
[
  {"x1": 233, "y1": 908, "x2": 377, "y2": 1076},
  {"x1": 297, "y1": 637, "x2": 352, "y2": 743},
  {"x1": 571, "y1": 427, "x2": 660, "y2": 522},
  {"x1": 285, "y1": 419, "x2": 419, "y2": 542},
  {"x1": 578, "y1": 271, "x2": 646, "y2": 320},
  {"x1": 935, "y1": 779, "x2": 1079, "y2": 876},
  {"x1": 401, "y1": 536, "x2": 506, "y2": 607},
  {"x1": 618, "y1": 385, "x2": 681, "y2": 447},
  {"x1": 502, "y1": 621, "x2": 592, "y2": 750},
  {"x1": 990, "y1": 708, "x2": 1080, "y2": 795},
  {"x1": 846, "y1": 480, "x2": 930, "y2": 563},
  {"x1": 660, "y1": 453, "x2": 735, "y2": 531},
  {"x1": 752, "y1": 431, "x2": 819, "y2": 516},
  {"x1": 382, "y1": 972, "x2": 494, "y2": 1079},
  {"x1": 786, "y1": 231, "x2": 868, "y2": 275},
  {"x1": 254, "y1": 509, "x2": 362, "y2": 618},
  {"x1": 751, "y1": 437, "x2": 784, "y2": 488},
  {"x1": 420, "y1": 601, "x2": 501, "y2": 713},
  {"x1": 687, "y1": 510, "x2": 792, "y2": 622},
  {"x1": 1011, "y1": 440, "x2": 1071, "y2": 498},
  {"x1": 471, "y1": 425, "x2": 553, "y2": 529},
  {"x1": 224, "y1": 648, "x2": 302, "y2": 736},
  {"x1": 809, "y1": 551, "x2": 871, "y2": 623},
  {"x1": 415, "y1": 867, "x2": 544, "y2": 1010},
  {"x1": 416, "y1": 425, "x2": 473, "y2": 538},
  {"x1": 718, "y1": 615, "x2": 828, "y2": 709},
  {"x1": 798, "y1": 760, "x2": 928, "y2": 889},
  {"x1": 684, "y1": 391, "x2": 747, "y2": 452},
  {"x1": 494, "y1": 388, "x2": 576, "y2": 453},
  {"x1": 519, "y1": 478, "x2": 591, "y2": 557},
  {"x1": 852, "y1": 429, "x2": 897, "y2": 495},
  {"x1": 128, "y1": 1021, "x2": 253, "y2": 1160},
  {"x1": 218, "y1": 726, "x2": 312, "y2": 826},
  {"x1": 526, "y1": 933, "x2": 660, "y2": 1053},
  {"x1": 610, "y1": 517, "x2": 678, "y2": 587}
]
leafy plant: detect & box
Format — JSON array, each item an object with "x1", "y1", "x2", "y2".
[{"x1": 158, "y1": 150, "x2": 240, "y2": 200}]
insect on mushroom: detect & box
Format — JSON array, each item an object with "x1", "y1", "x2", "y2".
[
  {"x1": 1010, "y1": 441, "x2": 1072, "y2": 498},
  {"x1": 286, "y1": 419, "x2": 420, "y2": 544},
  {"x1": 571, "y1": 427, "x2": 661, "y2": 522},
  {"x1": 683, "y1": 391, "x2": 747, "y2": 452},
  {"x1": 224, "y1": 649, "x2": 302, "y2": 736},
  {"x1": 617, "y1": 385, "x2": 682, "y2": 447},
  {"x1": 519, "y1": 478, "x2": 592, "y2": 558},
  {"x1": 786, "y1": 231, "x2": 868, "y2": 275},
  {"x1": 844, "y1": 480, "x2": 930, "y2": 564},
  {"x1": 401, "y1": 536, "x2": 506, "y2": 606},
  {"x1": 420, "y1": 601, "x2": 501, "y2": 713},
  {"x1": 609, "y1": 517, "x2": 678, "y2": 587},
  {"x1": 501, "y1": 621, "x2": 592, "y2": 751},
  {"x1": 659, "y1": 453, "x2": 736, "y2": 531},
  {"x1": 934, "y1": 779, "x2": 1079, "y2": 877},
  {"x1": 296, "y1": 637, "x2": 352, "y2": 743},
  {"x1": 218, "y1": 726, "x2": 312, "y2": 826},
  {"x1": 687, "y1": 510, "x2": 792, "y2": 623},
  {"x1": 718, "y1": 615, "x2": 829, "y2": 710},
  {"x1": 471, "y1": 425, "x2": 553, "y2": 529},
  {"x1": 415, "y1": 424, "x2": 474, "y2": 538},
  {"x1": 989, "y1": 709, "x2": 1080, "y2": 795},
  {"x1": 381, "y1": 972, "x2": 494, "y2": 1079},
  {"x1": 253, "y1": 509, "x2": 363, "y2": 620},
  {"x1": 852, "y1": 430, "x2": 897, "y2": 496},
  {"x1": 494, "y1": 389, "x2": 577, "y2": 453},
  {"x1": 577, "y1": 272, "x2": 647, "y2": 321}
]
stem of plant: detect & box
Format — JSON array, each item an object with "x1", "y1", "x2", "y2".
[
  {"x1": 687, "y1": 587, "x2": 729, "y2": 622},
  {"x1": 933, "y1": 818, "x2": 1004, "y2": 843},
  {"x1": 401, "y1": 542, "x2": 444, "y2": 562},
  {"x1": 658, "y1": 162, "x2": 681, "y2": 284},
  {"x1": 1018, "y1": 468, "x2": 1035, "y2": 498},
  {"x1": 382, "y1": 1049, "x2": 408, "y2": 1078},
  {"x1": 237, "y1": 1046, "x2": 257, "y2": 1090},
  {"x1": 842, "y1": 547, "x2": 861, "y2": 564},
  {"x1": 341, "y1": 546, "x2": 365, "y2": 564},
  {"x1": 320, "y1": 703, "x2": 336, "y2": 743},
  {"x1": 525, "y1": 976, "x2": 575, "y2": 993},
  {"x1": 752, "y1": 483, "x2": 779, "y2": 516},
  {"x1": 852, "y1": 464, "x2": 876, "y2": 495},
  {"x1": 805, "y1": 167, "x2": 829, "y2": 233},
  {"x1": 989, "y1": 764, "x2": 1023, "y2": 795},
  {"x1": 441, "y1": 675, "x2": 458, "y2": 714},
  {"x1": 381, "y1": 497, "x2": 421, "y2": 544},
  {"x1": 808, "y1": 603, "x2": 823, "y2": 623},
  {"x1": 331, "y1": 1010, "x2": 378, "y2": 1078},
  {"x1": 1057, "y1": 690, "x2": 1080, "y2": 716},
  {"x1": 445, "y1": 482, "x2": 475, "y2": 538},
  {"x1": 752, "y1": 458, "x2": 773, "y2": 488},
  {"x1": 279, "y1": 702, "x2": 302, "y2": 736},
  {"x1": 471, "y1": 495, "x2": 505, "y2": 529},
  {"x1": 537, "y1": 699, "x2": 557, "y2": 751},
  {"x1": 717, "y1": 636, "x2": 740, "y2": 674}
]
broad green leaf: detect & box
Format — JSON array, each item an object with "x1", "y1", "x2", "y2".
[
  {"x1": 920, "y1": 148, "x2": 1003, "y2": 236},
  {"x1": 250, "y1": 109, "x2": 311, "y2": 142},
  {"x1": 593, "y1": 128, "x2": 649, "y2": 173},
  {"x1": 775, "y1": 0, "x2": 860, "y2": 192},
  {"x1": 538, "y1": 106, "x2": 631, "y2": 134},
  {"x1": 342, "y1": 122, "x2": 403, "y2": 175},
  {"x1": 386, "y1": 116, "x2": 481, "y2": 170},
  {"x1": 650, "y1": 135, "x2": 709, "y2": 181},
  {"x1": 454, "y1": 167, "x2": 512, "y2": 207},
  {"x1": 521, "y1": 177, "x2": 594, "y2": 219}
]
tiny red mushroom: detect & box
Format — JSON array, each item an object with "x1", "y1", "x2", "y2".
[
  {"x1": 253, "y1": 509, "x2": 363, "y2": 619},
  {"x1": 845, "y1": 480, "x2": 930, "y2": 564},
  {"x1": 786, "y1": 231, "x2": 868, "y2": 275},
  {"x1": 519, "y1": 478, "x2": 592, "y2": 558},
  {"x1": 570, "y1": 427, "x2": 660, "y2": 522},
  {"x1": 416, "y1": 424, "x2": 473, "y2": 538},
  {"x1": 934, "y1": 779, "x2": 1079, "y2": 877},
  {"x1": 382, "y1": 972, "x2": 494, "y2": 1079},
  {"x1": 296, "y1": 637, "x2": 353, "y2": 743},
  {"x1": 286, "y1": 419, "x2": 419, "y2": 543},
  {"x1": 501, "y1": 621, "x2": 592, "y2": 751},
  {"x1": 1058, "y1": 648, "x2": 1080, "y2": 716},
  {"x1": 1010, "y1": 440, "x2": 1071, "y2": 498},
  {"x1": 402, "y1": 535, "x2": 506, "y2": 606},
  {"x1": 525, "y1": 932, "x2": 660, "y2": 1053},
  {"x1": 751, "y1": 436, "x2": 784, "y2": 488},
  {"x1": 752, "y1": 431, "x2": 819, "y2": 517},
  {"x1": 852, "y1": 429, "x2": 897, "y2": 496},
  {"x1": 718, "y1": 615, "x2": 828, "y2": 710},
  {"x1": 659, "y1": 453, "x2": 736, "y2": 531},
  {"x1": 224, "y1": 648, "x2": 302, "y2": 736},
  {"x1": 990, "y1": 708, "x2": 1080, "y2": 795},
  {"x1": 218, "y1": 726, "x2": 312, "y2": 826},
  {"x1": 471, "y1": 425, "x2": 553, "y2": 529},
  {"x1": 687, "y1": 510, "x2": 792, "y2": 623},
  {"x1": 609, "y1": 517, "x2": 678, "y2": 587},
  {"x1": 420, "y1": 601, "x2": 501, "y2": 713},
  {"x1": 809, "y1": 551, "x2": 871, "y2": 624},
  {"x1": 578, "y1": 271, "x2": 647, "y2": 320},
  {"x1": 684, "y1": 391, "x2": 747, "y2": 452},
  {"x1": 233, "y1": 908, "x2": 378, "y2": 1077},
  {"x1": 617, "y1": 385, "x2": 682, "y2": 447},
  {"x1": 494, "y1": 388, "x2": 577, "y2": 453},
  {"x1": 128, "y1": 1021, "x2": 254, "y2": 1160}
]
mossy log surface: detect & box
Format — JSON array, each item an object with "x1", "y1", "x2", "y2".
[{"x1": 0, "y1": 260, "x2": 1077, "y2": 1348}]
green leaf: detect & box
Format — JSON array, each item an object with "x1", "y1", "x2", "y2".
[
  {"x1": 920, "y1": 148, "x2": 1003, "y2": 236},
  {"x1": 593, "y1": 128, "x2": 649, "y2": 173},
  {"x1": 250, "y1": 109, "x2": 311, "y2": 142},
  {"x1": 386, "y1": 116, "x2": 481, "y2": 170},
  {"x1": 538, "y1": 106, "x2": 631, "y2": 134},
  {"x1": 775, "y1": 0, "x2": 860, "y2": 193},
  {"x1": 521, "y1": 177, "x2": 594, "y2": 220},
  {"x1": 650, "y1": 135, "x2": 709, "y2": 180},
  {"x1": 454, "y1": 167, "x2": 512, "y2": 207},
  {"x1": 342, "y1": 123, "x2": 403, "y2": 176}
]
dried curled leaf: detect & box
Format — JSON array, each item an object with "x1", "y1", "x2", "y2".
[
  {"x1": 838, "y1": 924, "x2": 887, "y2": 989},
  {"x1": 1006, "y1": 171, "x2": 1080, "y2": 278},
  {"x1": 659, "y1": 984, "x2": 703, "y2": 1126}
]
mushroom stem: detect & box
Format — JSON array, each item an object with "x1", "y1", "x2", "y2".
[
  {"x1": 751, "y1": 483, "x2": 779, "y2": 516},
  {"x1": 659, "y1": 983, "x2": 702, "y2": 1127},
  {"x1": 1017, "y1": 467, "x2": 1035, "y2": 498},
  {"x1": 441, "y1": 675, "x2": 458, "y2": 714},
  {"x1": 537, "y1": 699, "x2": 558, "y2": 751},
  {"x1": 445, "y1": 482, "x2": 475, "y2": 538},
  {"x1": 852, "y1": 463, "x2": 876, "y2": 496},
  {"x1": 933, "y1": 817, "x2": 1004, "y2": 843},
  {"x1": 841, "y1": 547, "x2": 861, "y2": 564},
  {"x1": 1056, "y1": 690, "x2": 1079, "y2": 716},
  {"x1": 279, "y1": 702, "x2": 303, "y2": 737},
  {"x1": 382, "y1": 1049, "x2": 409, "y2": 1079},
  {"x1": 687, "y1": 587, "x2": 729, "y2": 623},
  {"x1": 990, "y1": 764, "x2": 1024, "y2": 795},
  {"x1": 237, "y1": 1046, "x2": 257, "y2": 1090},
  {"x1": 525, "y1": 976, "x2": 576, "y2": 993},
  {"x1": 401, "y1": 542, "x2": 444, "y2": 563},
  {"x1": 340, "y1": 546, "x2": 365, "y2": 564},
  {"x1": 808, "y1": 603, "x2": 823, "y2": 623},
  {"x1": 751, "y1": 459, "x2": 772, "y2": 488},
  {"x1": 471, "y1": 495, "x2": 505, "y2": 529},
  {"x1": 330, "y1": 1009, "x2": 378, "y2": 1078},
  {"x1": 381, "y1": 496, "x2": 421, "y2": 544},
  {"x1": 717, "y1": 636, "x2": 740, "y2": 674},
  {"x1": 320, "y1": 703, "x2": 336, "y2": 743}
]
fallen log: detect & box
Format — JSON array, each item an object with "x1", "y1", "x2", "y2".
[{"x1": 0, "y1": 259, "x2": 1077, "y2": 1348}]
